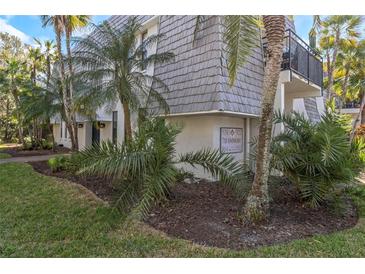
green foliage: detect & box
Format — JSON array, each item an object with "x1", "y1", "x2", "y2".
[
  {"x1": 0, "y1": 152, "x2": 11, "y2": 159},
  {"x1": 72, "y1": 16, "x2": 174, "y2": 119},
  {"x1": 1, "y1": 162, "x2": 365, "y2": 257},
  {"x1": 48, "y1": 155, "x2": 69, "y2": 172},
  {"x1": 76, "y1": 117, "x2": 245, "y2": 219},
  {"x1": 270, "y1": 111, "x2": 365, "y2": 207}
]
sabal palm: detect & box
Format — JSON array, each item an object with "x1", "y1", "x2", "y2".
[
  {"x1": 334, "y1": 39, "x2": 365, "y2": 109},
  {"x1": 196, "y1": 15, "x2": 286, "y2": 222},
  {"x1": 311, "y1": 15, "x2": 363, "y2": 99},
  {"x1": 73, "y1": 17, "x2": 174, "y2": 141},
  {"x1": 64, "y1": 16, "x2": 91, "y2": 89},
  {"x1": 41, "y1": 15, "x2": 79, "y2": 150},
  {"x1": 34, "y1": 39, "x2": 57, "y2": 87},
  {"x1": 76, "y1": 117, "x2": 243, "y2": 218},
  {"x1": 27, "y1": 46, "x2": 43, "y2": 84}
]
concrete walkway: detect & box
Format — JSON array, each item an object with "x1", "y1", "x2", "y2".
[{"x1": 0, "y1": 154, "x2": 69, "y2": 164}]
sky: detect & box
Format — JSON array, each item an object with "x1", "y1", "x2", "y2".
[
  {"x1": 0, "y1": 15, "x2": 314, "y2": 46},
  {"x1": 0, "y1": 15, "x2": 110, "y2": 46}
]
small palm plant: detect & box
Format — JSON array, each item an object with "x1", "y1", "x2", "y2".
[
  {"x1": 72, "y1": 16, "x2": 174, "y2": 141},
  {"x1": 268, "y1": 111, "x2": 365, "y2": 207},
  {"x1": 75, "y1": 117, "x2": 245, "y2": 219}
]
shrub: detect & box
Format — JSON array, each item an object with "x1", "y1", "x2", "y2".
[
  {"x1": 76, "y1": 117, "x2": 245, "y2": 219},
  {"x1": 48, "y1": 155, "x2": 69, "y2": 172},
  {"x1": 269, "y1": 111, "x2": 365, "y2": 207},
  {"x1": 23, "y1": 136, "x2": 33, "y2": 150},
  {"x1": 40, "y1": 139, "x2": 53, "y2": 150}
]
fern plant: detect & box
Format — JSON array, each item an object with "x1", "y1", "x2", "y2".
[
  {"x1": 75, "y1": 117, "x2": 246, "y2": 219},
  {"x1": 269, "y1": 110, "x2": 365, "y2": 207}
]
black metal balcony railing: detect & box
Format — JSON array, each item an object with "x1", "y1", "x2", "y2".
[
  {"x1": 263, "y1": 29, "x2": 323, "y2": 88},
  {"x1": 343, "y1": 101, "x2": 361, "y2": 109}
]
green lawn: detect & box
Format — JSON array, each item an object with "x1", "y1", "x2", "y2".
[
  {"x1": 0, "y1": 153, "x2": 11, "y2": 159},
  {"x1": 0, "y1": 162, "x2": 365, "y2": 257}
]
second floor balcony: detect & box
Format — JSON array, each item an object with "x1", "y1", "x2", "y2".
[{"x1": 264, "y1": 29, "x2": 323, "y2": 89}]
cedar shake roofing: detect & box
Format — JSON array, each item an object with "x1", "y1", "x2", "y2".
[
  {"x1": 80, "y1": 15, "x2": 322, "y2": 120},
  {"x1": 152, "y1": 15, "x2": 264, "y2": 116}
]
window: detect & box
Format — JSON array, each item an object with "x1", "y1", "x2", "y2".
[
  {"x1": 141, "y1": 30, "x2": 148, "y2": 71},
  {"x1": 112, "y1": 111, "x2": 118, "y2": 144}
]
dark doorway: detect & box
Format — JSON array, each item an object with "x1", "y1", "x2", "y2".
[{"x1": 92, "y1": 122, "x2": 100, "y2": 145}]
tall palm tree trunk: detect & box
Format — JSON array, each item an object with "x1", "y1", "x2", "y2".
[
  {"x1": 243, "y1": 15, "x2": 285, "y2": 223},
  {"x1": 65, "y1": 30, "x2": 78, "y2": 150},
  {"x1": 122, "y1": 101, "x2": 132, "y2": 142},
  {"x1": 12, "y1": 90, "x2": 25, "y2": 146},
  {"x1": 55, "y1": 26, "x2": 77, "y2": 151},
  {"x1": 327, "y1": 32, "x2": 340, "y2": 100}
]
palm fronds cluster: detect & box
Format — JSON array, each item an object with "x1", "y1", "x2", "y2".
[
  {"x1": 269, "y1": 111, "x2": 365, "y2": 207},
  {"x1": 74, "y1": 117, "x2": 247, "y2": 219}
]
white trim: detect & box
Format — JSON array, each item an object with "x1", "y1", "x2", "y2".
[
  {"x1": 141, "y1": 15, "x2": 159, "y2": 30},
  {"x1": 163, "y1": 110, "x2": 260, "y2": 118}
]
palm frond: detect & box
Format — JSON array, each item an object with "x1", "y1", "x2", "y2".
[{"x1": 223, "y1": 16, "x2": 260, "y2": 86}]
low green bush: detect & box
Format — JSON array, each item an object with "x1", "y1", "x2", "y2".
[
  {"x1": 48, "y1": 155, "x2": 70, "y2": 172},
  {"x1": 40, "y1": 139, "x2": 53, "y2": 150},
  {"x1": 269, "y1": 111, "x2": 365, "y2": 208}
]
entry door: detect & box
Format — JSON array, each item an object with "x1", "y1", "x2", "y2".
[{"x1": 92, "y1": 122, "x2": 100, "y2": 145}]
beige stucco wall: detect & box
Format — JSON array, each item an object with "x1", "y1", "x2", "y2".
[
  {"x1": 166, "y1": 114, "x2": 257, "y2": 179},
  {"x1": 52, "y1": 124, "x2": 60, "y2": 144},
  {"x1": 100, "y1": 122, "x2": 112, "y2": 142},
  {"x1": 52, "y1": 121, "x2": 71, "y2": 149}
]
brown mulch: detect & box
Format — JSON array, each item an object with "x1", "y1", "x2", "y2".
[
  {"x1": 29, "y1": 160, "x2": 115, "y2": 202},
  {"x1": 145, "y1": 181, "x2": 358, "y2": 250},
  {"x1": 28, "y1": 160, "x2": 358, "y2": 250},
  {"x1": 3, "y1": 146, "x2": 70, "y2": 157}
]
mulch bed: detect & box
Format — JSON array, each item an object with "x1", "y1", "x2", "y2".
[
  {"x1": 146, "y1": 181, "x2": 358, "y2": 250},
  {"x1": 29, "y1": 160, "x2": 358, "y2": 250},
  {"x1": 29, "y1": 161, "x2": 115, "y2": 202},
  {"x1": 3, "y1": 146, "x2": 70, "y2": 157}
]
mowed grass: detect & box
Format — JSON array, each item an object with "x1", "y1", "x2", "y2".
[
  {"x1": 0, "y1": 153, "x2": 11, "y2": 159},
  {"x1": 0, "y1": 162, "x2": 365, "y2": 257}
]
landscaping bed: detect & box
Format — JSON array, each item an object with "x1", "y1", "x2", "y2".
[
  {"x1": 2, "y1": 162, "x2": 365, "y2": 257},
  {"x1": 29, "y1": 160, "x2": 115, "y2": 202},
  {"x1": 146, "y1": 181, "x2": 358, "y2": 250},
  {"x1": 2, "y1": 146, "x2": 70, "y2": 157},
  {"x1": 29, "y1": 160, "x2": 359, "y2": 251}
]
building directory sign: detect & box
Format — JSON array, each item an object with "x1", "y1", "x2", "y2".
[{"x1": 220, "y1": 127, "x2": 243, "y2": 153}]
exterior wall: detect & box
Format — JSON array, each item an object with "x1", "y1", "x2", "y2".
[
  {"x1": 166, "y1": 114, "x2": 253, "y2": 179},
  {"x1": 100, "y1": 122, "x2": 112, "y2": 142},
  {"x1": 54, "y1": 121, "x2": 72, "y2": 149},
  {"x1": 52, "y1": 124, "x2": 60, "y2": 144}
]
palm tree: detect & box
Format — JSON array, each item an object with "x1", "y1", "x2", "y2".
[
  {"x1": 76, "y1": 117, "x2": 243, "y2": 219},
  {"x1": 27, "y1": 46, "x2": 43, "y2": 85},
  {"x1": 348, "y1": 54, "x2": 365, "y2": 139},
  {"x1": 334, "y1": 39, "x2": 365, "y2": 110},
  {"x1": 196, "y1": 15, "x2": 286, "y2": 223},
  {"x1": 27, "y1": 45, "x2": 45, "y2": 145},
  {"x1": 40, "y1": 15, "x2": 78, "y2": 150},
  {"x1": 310, "y1": 16, "x2": 362, "y2": 100},
  {"x1": 73, "y1": 17, "x2": 174, "y2": 141},
  {"x1": 34, "y1": 39, "x2": 56, "y2": 87},
  {"x1": 21, "y1": 70, "x2": 65, "y2": 150},
  {"x1": 0, "y1": 59, "x2": 30, "y2": 145},
  {"x1": 64, "y1": 16, "x2": 91, "y2": 86}
]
